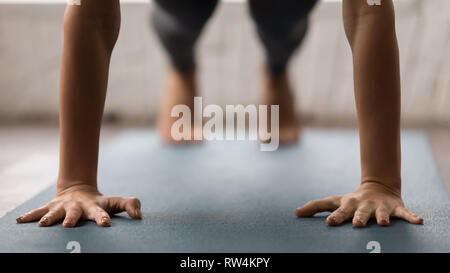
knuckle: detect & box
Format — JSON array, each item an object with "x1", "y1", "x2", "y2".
[
  {"x1": 74, "y1": 204, "x2": 84, "y2": 212},
  {"x1": 47, "y1": 201, "x2": 58, "y2": 208},
  {"x1": 95, "y1": 208, "x2": 105, "y2": 215},
  {"x1": 51, "y1": 204, "x2": 63, "y2": 212},
  {"x1": 326, "y1": 196, "x2": 341, "y2": 206},
  {"x1": 65, "y1": 202, "x2": 79, "y2": 211},
  {"x1": 70, "y1": 206, "x2": 83, "y2": 215},
  {"x1": 100, "y1": 213, "x2": 109, "y2": 219},
  {"x1": 353, "y1": 210, "x2": 364, "y2": 218},
  {"x1": 377, "y1": 207, "x2": 389, "y2": 214},
  {"x1": 88, "y1": 201, "x2": 99, "y2": 208},
  {"x1": 46, "y1": 210, "x2": 56, "y2": 217},
  {"x1": 130, "y1": 197, "x2": 141, "y2": 207},
  {"x1": 337, "y1": 207, "x2": 352, "y2": 215},
  {"x1": 408, "y1": 211, "x2": 417, "y2": 217},
  {"x1": 86, "y1": 202, "x2": 99, "y2": 212},
  {"x1": 94, "y1": 200, "x2": 103, "y2": 207},
  {"x1": 46, "y1": 214, "x2": 57, "y2": 220},
  {"x1": 345, "y1": 197, "x2": 359, "y2": 205},
  {"x1": 22, "y1": 211, "x2": 32, "y2": 217},
  {"x1": 364, "y1": 200, "x2": 376, "y2": 207},
  {"x1": 357, "y1": 205, "x2": 373, "y2": 213}
]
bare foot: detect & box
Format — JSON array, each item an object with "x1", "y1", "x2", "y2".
[
  {"x1": 157, "y1": 67, "x2": 199, "y2": 144},
  {"x1": 262, "y1": 66, "x2": 301, "y2": 144}
]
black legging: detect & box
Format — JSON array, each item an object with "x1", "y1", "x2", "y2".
[{"x1": 151, "y1": 0, "x2": 318, "y2": 74}]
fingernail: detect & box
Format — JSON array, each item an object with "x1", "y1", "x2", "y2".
[
  {"x1": 101, "y1": 217, "x2": 111, "y2": 227},
  {"x1": 327, "y1": 217, "x2": 337, "y2": 225},
  {"x1": 135, "y1": 209, "x2": 142, "y2": 219},
  {"x1": 39, "y1": 217, "x2": 48, "y2": 226},
  {"x1": 16, "y1": 216, "x2": 23, "y2": 222}
]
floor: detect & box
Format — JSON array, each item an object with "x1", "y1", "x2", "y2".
[
  {"x1": 0, "y1": 125, "x2": 449, "y2": 218},
  {"x1": 2, "y1": 0, "x2": 450, "y2": 126},
  {"x1": 0, "y1": 125, "x2": 122, "y2": 217}
]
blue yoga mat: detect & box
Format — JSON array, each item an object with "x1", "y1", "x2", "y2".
[{"x1": 0, "y1": 129, "x2": 448, "y2": 253}]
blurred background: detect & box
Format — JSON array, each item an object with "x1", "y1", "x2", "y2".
[{"x1": 0, "y1": 0, "x2": 449, "y2": 216}]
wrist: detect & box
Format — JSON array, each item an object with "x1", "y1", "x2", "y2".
[
  {"x1": 360, "y1": 179, "x2": 401, "y2": 197},
  {"x1": 57, "y1": 178, "x2": 98, "y2": 195}
]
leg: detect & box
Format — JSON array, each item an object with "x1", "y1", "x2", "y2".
[
  {"x1": 151, "y1": 0, "x2": 219, "y2": 143},
  {"x1": 249, "y1": 0, "x2": 318, "y2": 143}
]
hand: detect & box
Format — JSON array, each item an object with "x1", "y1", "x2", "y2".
[
  {"x1": 16, "y1": 185, "x2": 142, "y2": 228},
  {"x1": 295, "y1": 182, "x2": 423, "y2": 227}
]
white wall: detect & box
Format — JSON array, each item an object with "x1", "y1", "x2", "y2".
[{"x1": 0, "y1": 0, "x2": 449, "y2": 126}]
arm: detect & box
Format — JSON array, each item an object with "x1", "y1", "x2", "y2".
[
  {"x1": 16, "y1": 0, "x2": 141, "y2": 228},
  {"x1": 295, "y1": 0, "x2": 422, "y2": 227}
]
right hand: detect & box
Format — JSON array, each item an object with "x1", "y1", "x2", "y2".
[{"x1": 16, "y1": 185, "x2": 142, "y2": 228}]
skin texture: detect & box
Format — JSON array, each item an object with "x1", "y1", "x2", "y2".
[
  {"x1": 16, "y1": 0, "x2": 142, "y2": 227},
  {"x1": 262, "y1": 66, "x2": 301, "y2": 144},
  {"x1": 296, "y1": 0, "x2": 423, "y2": 227},
  {"x1": 157, "y1": 67, "x2": 202, "y2": 144}
]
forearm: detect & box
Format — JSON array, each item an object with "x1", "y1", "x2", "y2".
[
  {"x1": 343, "y1": 0, "x2": 401, "y2": 193},
  {"x1": 58, "y1": 1, "x2": 120, "y2": 191}
]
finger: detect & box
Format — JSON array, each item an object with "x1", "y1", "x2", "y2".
[
  {"x1": 375, "y1": 207, "x2": 391, "y2": 226},
  {"x1": 124, "y1": 197, "x2": 142, "y2": 219},
  {"x1": 108, "y1": 197, "x2": 142, "y2": 219},
  {"x1": 16, "y1": 206, "x2": 49, "y2": 223},
  {"x1": 63, "y1": 207, "x2": 83, "y2": 228},
  {"x1": 88, "y1": 206, "x2": 111, "y2": 227},
  {"x1": 352, "y1": 205, "x2": 374, "y2": 228},
  {"x1": 393, "y1": 207, "x2": 423, "y2": 225},
  {"x1": 39, "y1": 208, "x2": 65, "y2": 227},
  {"x1": 295, "y1": 196, "x2": 340, "y2": 217},
  {"x1": 327, "y1": 200, "x2": 357, "y2": 226}
]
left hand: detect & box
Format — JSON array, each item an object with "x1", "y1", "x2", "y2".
[
  {"x1": 295, "y1": 182, "x2": 423, "y2": 227},
  {"x1": 16, "y1": 184, "x2": 142, "y2": 228}
]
